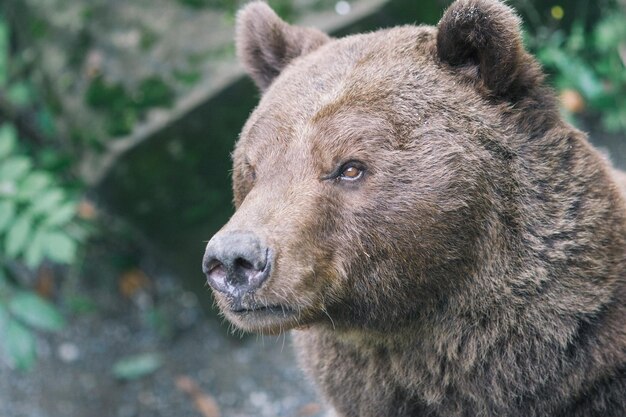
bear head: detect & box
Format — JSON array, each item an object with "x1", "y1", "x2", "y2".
[{"x1": 203, "y1": 0, "x2": 558, "y2": 334}]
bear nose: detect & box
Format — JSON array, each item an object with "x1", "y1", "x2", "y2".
[{"x1": 203, "y1": 231, "x2": 271, "y2": 297}]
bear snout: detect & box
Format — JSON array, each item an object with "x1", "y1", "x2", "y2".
[{"x1": 203, "y1": 230, "x2": 271, "y2": 300}]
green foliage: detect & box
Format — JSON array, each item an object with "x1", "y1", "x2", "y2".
[
  {"x1": 0, "y1": 125, "x2": 81, "y2": 267},
  {"x1": 0, "y1": 274, "x2": 67, "y2": 370},
  {"x1": 136, "y1": 77, "x2": 175, "y2": 110},
  {"x1": 85, "y1": 75, "x2": 174, "y2": 136},
  {"x1": 0, "y1": 123, "x2": 82, "y2": 370},
  {"x1": 85, "y1": 76, "x2": 129, "y2": 109},
  {"x1": 0, "y1": 15, "x2": 87, "y2": 371},
  {"x1": 8, "y1": 291, "x2": 66, "y2": 332},
  {"x1": 529, "y1": 7, "x2": 626, "y2": 133},
  {"x1": 3, "y1": 318, "x2": 37, "y2": 371},
  {"x1": 6, "y1": 82, "x2": 34, "y2": 107}
]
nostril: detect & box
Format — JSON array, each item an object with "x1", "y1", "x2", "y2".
[
  {"x1": 234, "y1": 257, "x2": 256, "y2": 272},
  {"x1": 203, "y1": 232, "x2": 271, "y2": 295},
  {"x1": 205, "y1": 260, "x2": 227, "y2": 281}
]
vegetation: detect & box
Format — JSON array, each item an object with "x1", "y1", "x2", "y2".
[
  {"x1": 528, "y1": 4, "x2": 626, "y2": 132},
  {"x1": 85, "y1": 75, "x2": 174, "y2": 136},
  {"x1": 0, "y1": 14, "x2": 90, "y2": 370}
]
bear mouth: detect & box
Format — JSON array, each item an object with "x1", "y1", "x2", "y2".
[{"x1": 230, "y1": 304, "x2": 295, "y2": 316}]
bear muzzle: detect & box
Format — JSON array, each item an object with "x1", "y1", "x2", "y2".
[{"x1": 203, "y1": 230, "x2": 272, "y2": 301}]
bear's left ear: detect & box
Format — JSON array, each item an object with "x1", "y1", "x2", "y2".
[
  {"x1": 236, "y1": 2, "x2": 331, "y2": 91},
  {"x1": 436, "y1": 0, "x2": 539, "y2": 97}
]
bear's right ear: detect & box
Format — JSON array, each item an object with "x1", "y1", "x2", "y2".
[
  {"x1": 436, "y1": 0, "x2": 541, "y2": 98},
  {"x1": 236, "y1": 2, "x2": 330, "y2": 91}
]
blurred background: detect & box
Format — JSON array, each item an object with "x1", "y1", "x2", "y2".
[{"x1": 0, "y1": 0, "x2": 624, "y2": 416}]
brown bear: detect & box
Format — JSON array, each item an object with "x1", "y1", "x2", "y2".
[{"x1": 202, "y1": 0, "x2": 626, "y2": 416}]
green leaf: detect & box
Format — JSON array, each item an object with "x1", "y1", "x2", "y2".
[
  {"x1": 0, "y1": 179, "x2": 17, "y2": 199},
  {"x1": 42, "y1": 231, "x2": 77, "y2": 264},
  {"x1": 7, "y1": 82, "x2": 33, "y2": 107},
  {"x1": 28, "y1": 189, "x2": 64, "y2": 215},
  {"x1": 65, "y1": 222, "x2": 89, "y2": 243},
  {"x1": 594, "y1": 14, "x2": 626, "y2": 53},
  {"x1": 4, "y1": 319, "x2": 36, "y2": 371},
  {"x1": 0, "y1": 124, "x2": 17, "y2": 159},
  {"x1": 17, "y1": 172, "x2": 52, "y2": 200},
  {"x1": 573, "y1": 67, "x2": 605, "y2": 101},
  {"x1": 24, "y1": 226, "x2": 45, "y2": 269},
  {"x1": 43, "y1": 202, "x2": 76, "y2": 227},
  {"x1": 8, "y1": 291, "x2": 65, "y2": 332},
  {"x1": 602, "y1": 111, "x2": 626, "y2": 133},
  {"x1": 112, "y1": 353, "x2": 162, "y2": 380},
  {"x1": 548, "y1": 49, "x2": 605, "y2": 100},
  {"x1": 0, "y1": 156, "x2": 32, "y2": 182},
  {"x1": 5, "y1": 214, "x2": 32, "y2": 258},
  {"x1": 0, "y1": 200, "x2": 15, "y2": 233},
  {"x1": 564, "y1": 22, "x2": 586, "y2": 53}
]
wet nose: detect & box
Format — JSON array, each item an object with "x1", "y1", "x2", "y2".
[{"x1": 203, "y1": 231, "x2": 271, "y2": 297}]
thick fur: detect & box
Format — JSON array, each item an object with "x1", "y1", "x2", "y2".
[{"x1": 207, "y1": 1, "x2": 626, "y2": 416}]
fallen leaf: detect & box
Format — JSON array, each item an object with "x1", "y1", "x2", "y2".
[
  {"x1": 175, "y1": 375, "x2": 221, "y2": 417},
  {"x1": 113, "y1": 353, "x2": 162, "y2": 380},
  {"x1": 35, "y1": 266, "x2": 55, "y2": 299},
  {"x1": 119, "y1": 268, "x2": 151, "y2": 298}
]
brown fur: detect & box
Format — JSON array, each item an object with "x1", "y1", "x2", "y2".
[{"x1": 204, "y1": 1, "x2": 626, "y2": 415}]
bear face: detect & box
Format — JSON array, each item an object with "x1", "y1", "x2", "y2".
[{"x1": 204, "y1": 0, "x2": 550, "y2": 334}]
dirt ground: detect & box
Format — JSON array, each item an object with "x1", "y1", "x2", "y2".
[{"x1": 0, "y1": 269, "x2": 327, "y2": 417}]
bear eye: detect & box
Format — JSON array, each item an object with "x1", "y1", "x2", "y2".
[
  {"x1": 322, "y1": 160, "x2": 366, "y2": 183},
  {"x1": 338, "y1": 161, "x2": 365, "y2": 182},
  {"x1": 341, "y1": 166, "x2": 363, "y2": 181}
]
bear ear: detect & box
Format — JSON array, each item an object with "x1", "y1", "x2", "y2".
[
  {"x1": 235, "y1": 2, "x2": 331, "y2": 91},
  {"x1": 436, "y1": 0, "x2": 536, "y2": 97}
]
